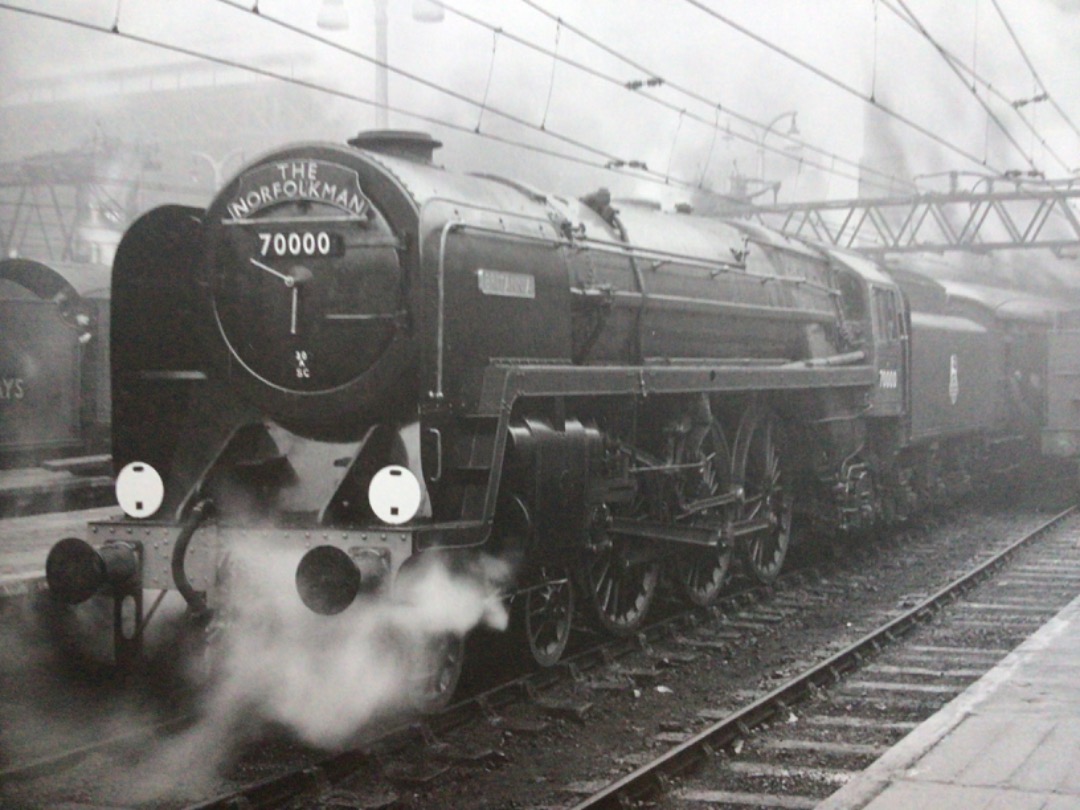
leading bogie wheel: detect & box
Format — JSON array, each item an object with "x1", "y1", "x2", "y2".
[
  {"x1": 518, "y1": 565, "x2": 574, "y2": 667},
  {"x1": 738, "y1": 413, "x2": 793, "y2": 584},
  {"x1": 412, "y1": 632, "x2": 464, "y2": 713}
]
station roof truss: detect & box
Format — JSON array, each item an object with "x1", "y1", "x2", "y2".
[
  {"x1": 739, "y1": 187, "x2": 1080, "y2": 256},
  {"x1": 0, "y1": 139, "x2": 164, "y2": 264},
  {"x1": 0, "y1": 146, "x2": 109, "y2": 263}
]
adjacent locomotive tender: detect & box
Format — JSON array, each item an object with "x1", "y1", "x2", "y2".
[
  {"x1": 0, "y1": 258, "x2": 110, "y2": 468},
  {"x1": 45, "y1": 131, "x2": 1059, "y2": 699}
]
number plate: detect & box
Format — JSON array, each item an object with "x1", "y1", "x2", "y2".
[{"x1": 258, "y1": 230, "x2": 344, "y2": 259}]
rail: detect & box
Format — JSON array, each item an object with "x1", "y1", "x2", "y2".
[{"x1": 569, "y1": 504, "x2": 1077, "y2": 809}]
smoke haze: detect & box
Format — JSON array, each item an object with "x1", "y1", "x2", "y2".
[{"x1": 3, "y1": 1, "x2": 1080, "y2": 204}]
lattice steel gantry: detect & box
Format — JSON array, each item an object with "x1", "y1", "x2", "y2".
[{"x1": 739, "y1": 186, "x2": 1080, "y2": 256}]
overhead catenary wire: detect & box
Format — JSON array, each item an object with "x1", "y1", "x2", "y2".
[
  {"x1": 539, "y1": 18, "x2": 560, "y2": 130},
  {"x1": 512, "y1": 0, "x2": 912, "y2": 194},
  {"x1": 476, "y1": 0, "x2": 908, "y2": 192},
  {"x1": 226, "y1": 0, "x2": 805, "y2": 196},
  {"x1": 698, "y1": 105, "x2": 722, "y2": 188},
  {"x1": 0, "y1": 5, "x2": 648, "y2": 185},
  {"x1": 665, "y1": 109, "x2": 686, "y2": 183},
  {"x1": 8, "y1": 0, "x2": 1070, "y2": 207},
  {"x1": 870, "y1": 0, "x2": 879, "y2": 103},
  {"x1": 989, "y1": 0, "x2": 1080, "y2": 148},
  {"x1": 212, "y1": 0, "x2": 781, "y2": 197},
  {"x1": 210, "y1": 0, "x2": 626, "y2": 167},
  {"x1": 0, "y1": 1, "x2": 756, "y2": 202},
  {"x1": 971, "y1": 0, "x2": 979, "y2": 93},
  {"x1": 474, "y1": 27, "x2": 501, "y2": 133},
  {"x1": 888, "y1": 0, "x2": 1050, "y2": 175},
  {"x1": 678, "y1": 0, "x2": 1006, "y2": 175},
  {"x1": 878, "y1": 0, "x2": 1071, "y2": 175},
  {"x1": 4, "y1": 0, "x2": 912, "y2": 203}
]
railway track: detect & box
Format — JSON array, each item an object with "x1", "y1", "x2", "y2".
[
  {"x1": 571, "y1": 505, "x2": 1079, "y2": 810},
  {"x1": 0, "y1": 499, "x2": 1071, "y2": 808}
]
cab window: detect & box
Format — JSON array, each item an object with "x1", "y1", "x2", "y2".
[
  {"x1": 873, "y1": 288, "x2": 901, "y2": 341},
  {"x1": 836, "y1": 271, "x2": 867, "y2": 321}
]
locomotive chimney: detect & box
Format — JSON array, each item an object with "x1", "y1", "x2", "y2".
[{"x1": 348, "y1": 130, "x2": 442, "y2": 164}]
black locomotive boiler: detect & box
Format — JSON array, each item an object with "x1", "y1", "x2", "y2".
[{"x1": 45, "y1": 131, "x2": 1055, "y2": 702}]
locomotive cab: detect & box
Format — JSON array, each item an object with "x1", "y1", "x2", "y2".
[{"x1": 826, "y1": 249, "x2": 909, "y2": 419}]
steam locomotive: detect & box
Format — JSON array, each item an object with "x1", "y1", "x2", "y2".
[{"x1": 45, "y1": 131, "x2": 1062, "y2": 705}]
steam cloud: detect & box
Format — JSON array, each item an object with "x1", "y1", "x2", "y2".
[
  {"x1": 127, "y1": 542, "x2": 512, "y2": 800},
  {"x1": 0, "y1": 539, "x2": 512, "y2": 804}
]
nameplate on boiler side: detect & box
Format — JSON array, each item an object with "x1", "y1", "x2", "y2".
[{"x1": 477, "y1": 269, "x2": 536, "y2": 299}]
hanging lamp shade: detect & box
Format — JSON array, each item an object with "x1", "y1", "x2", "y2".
[
  {"x1": 412, "y1": 0, "x2": 445, "y2": 22},
  {"x1": 317, "y1": 0, "x2": 349, "y2": 31}
]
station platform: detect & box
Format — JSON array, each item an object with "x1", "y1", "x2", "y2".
[
  {"x1": 0, "y1": 462, "x2": 113, "y2": 518},
  {"x1": 819, "y1": 590, "x2": 1080, "y2": 810}
]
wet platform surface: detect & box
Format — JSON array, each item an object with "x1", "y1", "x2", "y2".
[
  {"x1": 0, "y1": 464, "x2": 113, "y2": 519},
  {"x1": 820, "y1": 585, "x2": 1080, "y2": 810}
]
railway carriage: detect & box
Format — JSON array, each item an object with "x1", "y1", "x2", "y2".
[{"x1": 938, "y1": 279, "x2": 1065, "y2": 426}]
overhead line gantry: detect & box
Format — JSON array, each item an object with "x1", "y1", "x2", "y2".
[{"x1": 733, "y1": 186, "x2": 1080, "y2": 256}]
